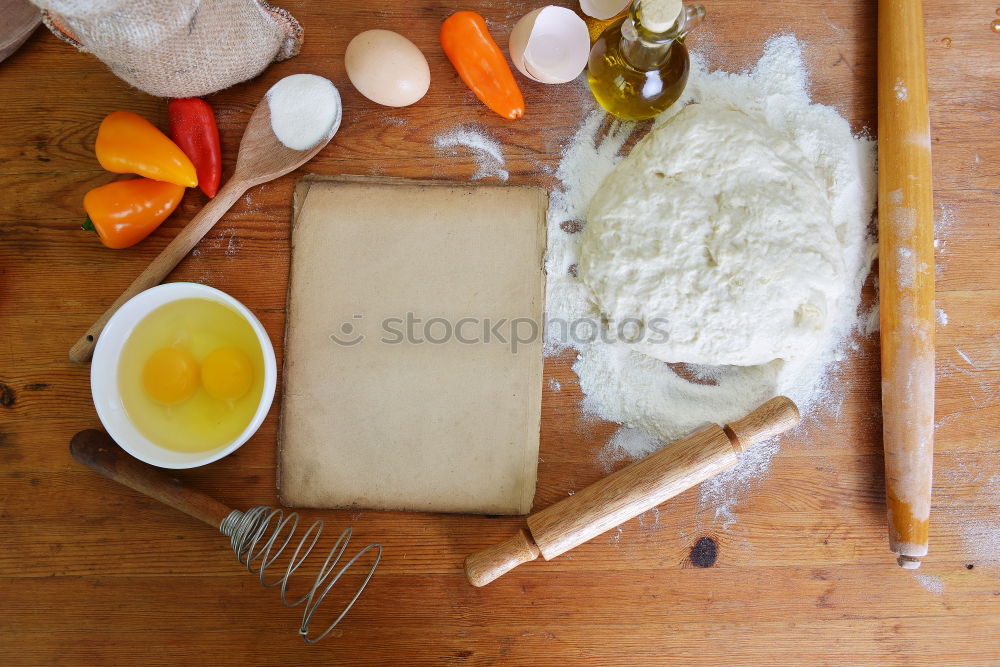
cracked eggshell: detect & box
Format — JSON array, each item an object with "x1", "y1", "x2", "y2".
[
  {"x1": 508, "y1": 6, "x2": 590, "y2": 85},
  {"x1": 580, "y1": 0, "x2": 630, "y2": 20}
]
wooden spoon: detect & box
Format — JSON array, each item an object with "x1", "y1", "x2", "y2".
[
  {"x1": 0, "y1": 0, "x2": 41, "y2": 64},
  {"x1": 69, "y1": 79, "x2": 342, "y2": 363}
]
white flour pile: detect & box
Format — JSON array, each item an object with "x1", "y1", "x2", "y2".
[
  {"x1": 433, "y1": 126, "x2": 509, "y2": 181},
  {"x1": 266, "y1": 74, "x2": 342, "y2": 150},
  {"x1": 546, "y1": 36, "x2": 877, "y2": 508}
]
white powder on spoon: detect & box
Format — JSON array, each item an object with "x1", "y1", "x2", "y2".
[
  {"x1": 546, "y1": 35, "x2": 877, "y2": 513},
  {"x1": 266, "y1": 74, "x2": 342, "y2": 150}
]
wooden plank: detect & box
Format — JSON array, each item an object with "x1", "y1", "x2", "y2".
[
  {"x1": 0, "y1": 0, "x2": 998, "y2": 663},
  {"x1": 2, "y1": 571, "x2": 997, "y2": 666},
  {"x1": 2, "y1": 448, "x2": 998, "y2": 580}
]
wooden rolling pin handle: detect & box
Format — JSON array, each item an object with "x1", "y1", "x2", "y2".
[
  {"x1": 69, "y1": 429, "x2": 234, "y2": 529},
  {"x1": 724, "y1": 396, "x2": 801, "y2": 453},
  {"x1": 68, "y1": 180, "x2": 249, "y2": 364},
  {"x1": 464, "y1": 529, "x2": 541, "y2": 588}
]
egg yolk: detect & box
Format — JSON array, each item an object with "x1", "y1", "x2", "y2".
[
  {"x1": 142, "y1": 347, "x2": 199, "y2": 405},
  {"x1": 200, "y1": 347, "x2": 253, "y2": 402}
]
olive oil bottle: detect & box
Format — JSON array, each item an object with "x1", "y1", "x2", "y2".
[{"x1": 587, "y1": 0, "x2": 706, "y2": 120}]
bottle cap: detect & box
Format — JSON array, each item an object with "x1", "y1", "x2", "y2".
[{"x1": 641, "y1": 0, "x2": 682, "y2": 32}]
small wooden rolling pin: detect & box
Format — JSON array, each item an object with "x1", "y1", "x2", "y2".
[
  {"x1": 877, "y1": 0, "x2": 936, "y2": 569},
  {"x1": 465, "y1": 396, "x2": 799, "y2": 586}
]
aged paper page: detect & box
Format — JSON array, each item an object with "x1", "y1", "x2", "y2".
[{"x1": 279, "y1": 177, "x2": 546, "y2": 514}]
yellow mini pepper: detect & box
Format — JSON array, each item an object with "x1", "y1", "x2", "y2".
[{"x1": 95, "y1": 111, "x2": 198, "y2": 188}]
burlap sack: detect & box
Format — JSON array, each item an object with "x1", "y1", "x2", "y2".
[{"x1": 32, "y1": 0, "x2": 303, "y2": 97}]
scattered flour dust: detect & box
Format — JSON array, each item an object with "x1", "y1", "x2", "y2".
[
  {"x1": 894, "y1": 77, "x2": 909, "y2": 101},
  {"x1": 599, "y1": 426, "x2": 662, "y2": 473},
  {"x1": 912, "y1": 573, "x2": 944, "y2": 595},
  {"x1": 940, "y1": 455, "x2": 1000, "y2": 565},
  {"x1": 433, "y1": 126, "x2": 509, "y2": 181},
  {"x1": 545, "y1": 35, "x2": 877, "y2": 525}
]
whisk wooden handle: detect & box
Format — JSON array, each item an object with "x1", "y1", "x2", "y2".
[
  {"x1": 465, "y1": 397, "x2": 800, "y2": 586},
  {"x1": 70, "y1": 430, "x2": 234, "y2": 528}
]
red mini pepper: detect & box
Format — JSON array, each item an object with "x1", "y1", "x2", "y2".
[{"x1": 167, "y1": 98, "x2": 222, "y2": 198}]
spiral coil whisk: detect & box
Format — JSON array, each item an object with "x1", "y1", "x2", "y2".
[
  {"x1": 219, "y1": 506, "x2": 381, "y2": 644},
  {"x1": 68, "y1": 431, "x2": 383, "y2": 644}
]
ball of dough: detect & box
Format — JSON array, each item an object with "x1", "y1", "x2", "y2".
[{"x1": 579, "y1": 104, "x2": 845, "y2": 366}]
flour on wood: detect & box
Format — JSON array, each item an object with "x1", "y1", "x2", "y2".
[
  {"x1": 545, "y1": 35, "x2": 877, "y2": 524},
  {"x1": 433, "y1": 126, "x2": 509, "y2": 181},
  {"x1": 912, "y1": 573, "x2": 944, "y2": 595}
]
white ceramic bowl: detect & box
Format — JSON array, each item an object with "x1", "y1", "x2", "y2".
[{"x1": 91, "y1": 282, "x2": 277, "y2": 469}]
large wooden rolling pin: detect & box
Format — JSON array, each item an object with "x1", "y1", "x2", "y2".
[
  {"x1": 465, "y1": 396, "x2": 799, "y2": 586},
  {"x1": 877, "y1": 0, "x2": 936, "y2": 569}
]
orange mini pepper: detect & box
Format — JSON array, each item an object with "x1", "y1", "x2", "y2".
[
  {"x1": 95, "y1": 111, "x2": 198, "y2": 188},
  {"x1": 82, "y1": 178, "x2": 185, "y2": 249},
  {"x1": 441, "y1": 11, "x2": 525, "y2": 120}
]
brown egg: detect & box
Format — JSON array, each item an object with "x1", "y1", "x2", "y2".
[{"x1": 344, "y1": 29, "x2": 431, "y2": 107}]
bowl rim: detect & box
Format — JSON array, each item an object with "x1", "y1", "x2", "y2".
[{"x1": 90, "y1": 282, "x2": 277, "y2": 469}]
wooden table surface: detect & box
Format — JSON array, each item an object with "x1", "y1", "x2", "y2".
[{"x1": 2, "y1": 1, "x2": 998, "y2": 664}]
